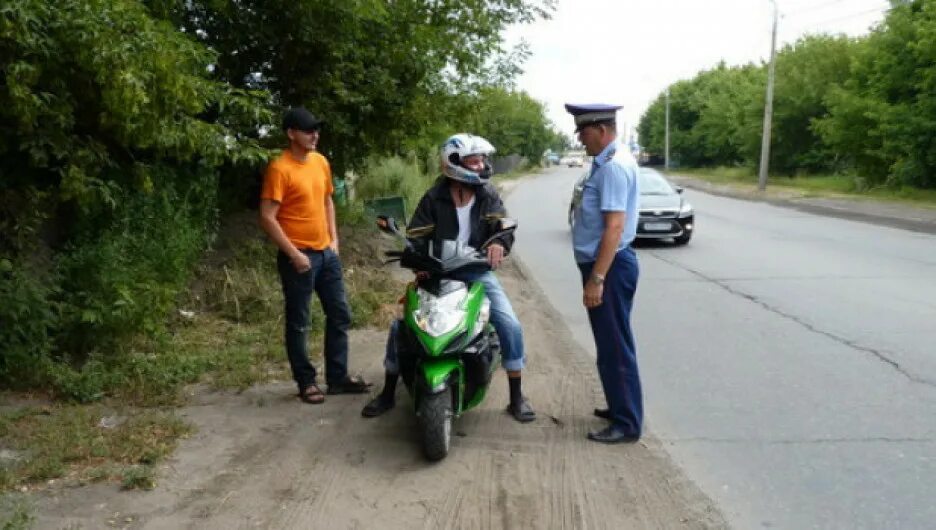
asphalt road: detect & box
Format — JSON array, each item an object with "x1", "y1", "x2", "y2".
[{"x1": 506, "y1": 165, "x2": 936, "y2": 530}]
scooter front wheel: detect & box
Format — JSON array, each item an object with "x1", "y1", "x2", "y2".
[{"x1": 418, "y1": 388, "x2": 452, "y2": 461}]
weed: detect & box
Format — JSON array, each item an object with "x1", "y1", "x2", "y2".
[
  {"x1": 0, "y1": 493, "x2": 34, "y2": 530},
  {"x1": 0, "y1": 159, "x2": 416, "y2": 494},
  {"x1": 0, "y1": 405, "x2": 191, "y2": 492},
  {"x1": 121, "y1": 465, "x2": 157, "y2": 490}
]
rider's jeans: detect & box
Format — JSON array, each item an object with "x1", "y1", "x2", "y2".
[{"x1": 384, "y1": 271, "x2": 525, "y2": 374}]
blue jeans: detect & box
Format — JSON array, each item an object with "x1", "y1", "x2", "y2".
[
  {"x1": 277, "y1": 248, "x2": 351, "y2": 392},
  {"x1": 578, "y1": 248, "x2": 642, "y2": 436},
  {"x1": 384, "y1": 271, "x2": 525, "y2": 373}
]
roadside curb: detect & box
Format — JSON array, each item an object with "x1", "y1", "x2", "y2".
[{"x1": 666, "y1": 173, "x2": 936, "y2": 236}]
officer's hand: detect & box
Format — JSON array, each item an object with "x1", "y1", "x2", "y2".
[
  {"x1": 487, "y1": 243, "x2": 505, "y2": 269},
  {"x1": 291, "y1": 252, "x2": 312, "y2": 274},
  {"x1": 583, "y1": 282, "x2": 603, "y2": 308}
]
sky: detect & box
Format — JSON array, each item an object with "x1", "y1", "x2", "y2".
[{"x1": 504, "y1": 0, "x2": 892, "y2": 142}]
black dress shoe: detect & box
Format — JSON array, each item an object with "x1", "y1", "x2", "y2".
[
  {"x1": 593, "y1": 408, "x2": 610, "y2": 419},
  {"x1": 587, "y1": 426, "x2": 640, "y2": 444}
]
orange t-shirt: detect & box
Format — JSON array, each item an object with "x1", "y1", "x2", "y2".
[{"x1": 261, "y1": 150, "x2": 335, "y2": 250}]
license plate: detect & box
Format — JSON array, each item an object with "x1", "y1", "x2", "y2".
[{"x1": 643, "y1": 222, "x2": 672, "y2": 231}]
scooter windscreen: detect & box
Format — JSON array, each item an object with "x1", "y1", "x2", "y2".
[{"x1": 400, "y1": 239, "x2": 490, "y2": 276}]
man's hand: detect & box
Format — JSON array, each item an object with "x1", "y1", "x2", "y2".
[
  {"x1": 487, "y1": 243, "x2": 505, "y2": 269},
  {"x1": 583, "y1": 282, "x2": 603, "y2": 308},
  {"x1": 329, "y1": 238, "x2": 340, "y2": 256},
  {"x1": 291, "y1": 251, "x2": 312, "y2": 273}
]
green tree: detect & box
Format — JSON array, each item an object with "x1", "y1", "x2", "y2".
[
  {"x1": 638, "y1": 63, "x2": 762, "y2": 167},
  {"x1": 816, "y1": 0, "x2": 936, "y2": 187},
  {"x1": 1, "y1": 0, "x2": 271, "y2": 210},
  {"x1": 0, "y1": 0, "x2": 558, "y2": 389},
  {"x1": 458, "y1": 87, "x2": 557, "y2": 160},
  {"x1": 149, "y1": 0, "x2": 556, "y2": 174},
  {"x1": 763, "y1": 35, "x2": 858, "y2": 174},
  {"x1": 0, "y1": 0, "x2": 272, "y2": 379}
]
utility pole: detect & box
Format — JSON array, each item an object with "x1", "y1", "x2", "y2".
[
  {"x1": 664, "y1": 87, "x2": 670, "y2": 171},
  {"x1": 758, "y1": 0, "x2": 778, "y2": 191}
]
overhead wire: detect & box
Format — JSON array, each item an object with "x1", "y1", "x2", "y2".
[
  {"x1": 783, "y1": 0, "x2": 851, "y2": 17},
  {"x1": 783, "y1": 4, "x2": 891, "y2": 35}
]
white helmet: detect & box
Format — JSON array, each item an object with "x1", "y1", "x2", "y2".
[{"x1": 441, "y1": 133, "x2": 496, "y2": 186}]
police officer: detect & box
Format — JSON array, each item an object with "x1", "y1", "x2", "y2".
[{"x1": 566, "y1": 103, "x2": 642, "y2": 443}]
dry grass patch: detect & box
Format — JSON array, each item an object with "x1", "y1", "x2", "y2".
[{"x1": 0, "y1": 405, "x2": 191, "y2": 492}]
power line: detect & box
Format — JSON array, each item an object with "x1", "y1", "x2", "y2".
[
  {"x1": 786, "y1": 5, "x2": 890, "y2": 34},
  {"x1": 815, "y1": 5, "x2": 890, "y2": 25},
  {"x1": 784, "y1": 0, "x2": 850, "y2": 17}
]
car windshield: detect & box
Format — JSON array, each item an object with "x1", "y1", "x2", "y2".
[{"x1": 639, "y1": 171, "x2": 675, "y2": 195}]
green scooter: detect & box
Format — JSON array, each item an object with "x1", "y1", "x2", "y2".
[{"x1": 377, "y1": 216, "x2": 517, "y2": 461}]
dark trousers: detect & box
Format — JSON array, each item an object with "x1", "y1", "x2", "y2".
[
  {"x1": 578, "y1": 248, "x2": 642, "y2": 436},
  {"x1": 277, "y1": 248, "x2": 351, "y2": 392}
]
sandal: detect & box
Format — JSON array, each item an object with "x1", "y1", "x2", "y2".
[
  {"x1": 327, "y1": 375, "x2": 372, "y2": 395},
  {"x1": 507, "y1": 397, "x2": 536, "y2": 423},
  {"x1": 299, "y1": 384, "x2": 326, "y2": 404}
]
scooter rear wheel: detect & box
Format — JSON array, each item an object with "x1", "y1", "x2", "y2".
[{"x1": 419, "y1": 388, "x2": 452, "y2": 461}]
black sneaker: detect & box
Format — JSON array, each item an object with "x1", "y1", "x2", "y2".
[
  {"x1": 506, "y1": 397, "x2": 536, "y2": 423},
  {"x1": 361, "y1": 395, "x2": 395, "y2": 417}
]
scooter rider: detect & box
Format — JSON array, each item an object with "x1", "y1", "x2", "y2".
[{"x1": 362, "y1": 133, "x2": 536, "y2": 423}]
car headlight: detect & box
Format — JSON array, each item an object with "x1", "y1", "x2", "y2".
[
  {"x1": 679, "y1": 201, "x2": 694, "y2": 215},
  {"x1": 413, "y1": 287, "x2": 468, "y2": 337}
]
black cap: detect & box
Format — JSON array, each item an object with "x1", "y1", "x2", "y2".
[{"x1": 282, "y1": 107, "x2": 324, "y2": 132}]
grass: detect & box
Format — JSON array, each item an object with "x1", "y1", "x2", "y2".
[
  {"x1": 0, "y1": 405, "x2": 191, "y2": 492},
  {"x1": 0, "y1": 494, "x2": 34, "y2": 529},
  {"x1": 669, "y1": 167, "x2": 936, "y2": 207},
  {"x1": 0, "y1": 205, "x2": 406, "y2": 494},
  {"x1": 0, "y1": 151, "x2": 432, "y2": 496}
]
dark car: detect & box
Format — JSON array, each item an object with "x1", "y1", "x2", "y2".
[{"x1": 568, "y1": 168, "x2": 694, "y2": 245}]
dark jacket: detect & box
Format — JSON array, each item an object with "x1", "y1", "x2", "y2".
[{"x1": 407, "y1": 177, "x2": 514, "y2": 253}]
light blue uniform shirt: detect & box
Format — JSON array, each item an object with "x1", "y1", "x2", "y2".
[{"x1": 572, "y1": 140, "x2": 640, "y2": 263}]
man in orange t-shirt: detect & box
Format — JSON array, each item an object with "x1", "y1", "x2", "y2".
[{"x1": 259, "y1": 107, "x2": 371, "y2": 404}]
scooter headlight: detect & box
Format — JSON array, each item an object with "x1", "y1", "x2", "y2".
[
  {"x1": 472, "y1": 298, "x2": 491, "y2": 338},
  {"x1": 413, "y1": 287, "x2": 468, "y2": 337}
]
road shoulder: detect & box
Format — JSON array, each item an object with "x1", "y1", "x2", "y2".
[
  {"x1": 667, "y1": 173, "x2": 936, "y2": 235},
  {"x1": 32, "y1": 258, "x2": 728, "y2": 530}
]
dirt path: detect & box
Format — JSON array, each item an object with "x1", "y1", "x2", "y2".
[{"x1": 34, "y1": 260, "x2": 727, "y2": 530}]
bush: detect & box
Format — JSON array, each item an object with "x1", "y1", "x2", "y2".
[
  {"x1": 353, "y1": 155, "x2": 436, "y2": 219},
  {"x1": 0, "y1": 177, "x2": 224, "y2": 401},
  {"x1": 0, "y1": 261, "x2": 58, "y2": 390},
  {"x1": 55, "y1": 181, "x2": 216, "y2": 356}
]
